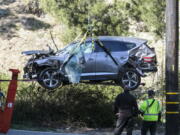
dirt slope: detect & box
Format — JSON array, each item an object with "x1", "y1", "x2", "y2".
[{"x1": 0, "y1": 0, "x2": 63, "y2": 76}]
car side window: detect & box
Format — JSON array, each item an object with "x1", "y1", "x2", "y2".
[
  {"x1": 95, "y1": 41, "x2": 136, "y2": 52},
  {"x1": 122, "y1": 42, "x2": 136, "y2": 51}
]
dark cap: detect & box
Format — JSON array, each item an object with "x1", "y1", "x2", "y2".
[{"x1": 148, "y1": 90, "x2": 155, "y2": 97}]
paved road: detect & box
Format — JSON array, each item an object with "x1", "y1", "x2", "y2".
[
  {"x1": 0, "y1": 130, "x2": 86, "y2": 135},
  {"x1": 0, "y1": 129, "x2": 164, "y2": 135},
  {"x1": 0, "y1": 129, "x2": 136, "y2": 135}
]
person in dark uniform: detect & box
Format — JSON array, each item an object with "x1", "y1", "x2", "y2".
[{"x1": 114, "y1": 88, "x2": 139, "y2": 135}]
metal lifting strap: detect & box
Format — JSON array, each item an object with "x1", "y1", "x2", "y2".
[
  {"x1": 96, "y1": 39, "x2": 119, "y2": 66},
  {"x1": 145, "y1": 99, "x2": 155, "y2": 114}
]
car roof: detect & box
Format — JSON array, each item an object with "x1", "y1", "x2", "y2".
[{"x1": 86, "y1": 36, "x2": 147, "y2": 46}]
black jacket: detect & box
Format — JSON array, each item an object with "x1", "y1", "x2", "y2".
[{"x1": 114, "y1": 91, "x2": 139, "y2": 116}]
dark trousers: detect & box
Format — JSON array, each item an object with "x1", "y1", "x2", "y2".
[
  {"x1": 141, "y1": 121, "x2": 157, "y2": 135},
  {"x1": 114, "y1": 116, "x2": 134, "y2": 135}
]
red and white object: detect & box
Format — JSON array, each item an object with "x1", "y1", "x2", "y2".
[
  {"x1": 0, "y1": 69, "x2": 20, "y2": 133},
  {"x1": 143, "y1": 56, "x2": 155, "y2": 63}
]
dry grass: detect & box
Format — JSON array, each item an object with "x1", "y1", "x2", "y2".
[{"x1": 0, "y1": 0, "x2": 64, "y2": 76}]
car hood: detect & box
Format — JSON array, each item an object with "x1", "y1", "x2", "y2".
[{"x1": 22, "y1": 50, "x2": 50, "y2": 55}]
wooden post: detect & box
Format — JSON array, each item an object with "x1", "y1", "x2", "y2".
[{"x1": 165, "y1": 0, "x2": 179, "y2": 135}]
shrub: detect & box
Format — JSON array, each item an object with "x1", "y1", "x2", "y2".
[{"x1": 13, "y1": 83, "x2": 122, "y2": 128}]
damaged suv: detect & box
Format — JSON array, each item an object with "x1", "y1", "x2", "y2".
[{"x1": 22, "y1": 36, "x2": 157, "y2": 90}]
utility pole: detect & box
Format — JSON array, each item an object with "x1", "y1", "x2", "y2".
[{"x1": 165, "y1": 0, "x2": 179, "y2": 135}]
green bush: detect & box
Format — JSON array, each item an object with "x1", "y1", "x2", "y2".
[
  {"x1": 127, "y1": 0, "x2": 165, "y2": 39},
  {"x1": 39, "y1": 0, "x2": 130, "y2": 38},
  {"x1": 37, "y1": 0, "x2": 165, "y2": 41},
  {"x1": 13, "y1": 83, "x2": 122, "y2": 128}
]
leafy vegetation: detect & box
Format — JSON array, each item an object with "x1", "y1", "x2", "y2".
[
  {"x1": 129, "y1": 0, "x2": 166, "y2": 38},
  {"x1": 0, "y1": 72, "x2": 169, "y2": 128},
  {"x1": 12, "y1": 83, "x2": 122, "y2": 128},
  {"x1": 38, "y1": 0, "x2": 165, "y2": 43}
]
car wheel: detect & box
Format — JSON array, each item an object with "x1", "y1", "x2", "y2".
[
  {"x1": 118, "y1": 69, "x2": 141, "y2": 90},
  {"x1": 38, "y1": 68, "x2": 63, "y2": 90}
]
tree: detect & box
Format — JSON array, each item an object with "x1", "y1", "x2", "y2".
[
  {"x1": 129, "y1": 0, "x2": 165, "y2": 38},
  {"x1": 39, "y1": 0, "x2": 165, "y2": 39},
  {"x1": 40, "y1": 0, "x2": 130, "y2": 36}
]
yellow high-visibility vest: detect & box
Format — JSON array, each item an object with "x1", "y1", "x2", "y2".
[{"x1": 140, "y1": 99, "x2": 161, "y2": 121}]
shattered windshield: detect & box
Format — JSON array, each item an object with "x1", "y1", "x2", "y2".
[
  {"x1": 63, "y1": 41, "x2": 93, "y2": 83},
  {"x1": 59, "y1": 42, "x2": 77, "y2": 54}
]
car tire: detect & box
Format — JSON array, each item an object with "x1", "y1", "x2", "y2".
[
  {"x1": 117, "y1": 69, "x2": 141, "y2": 90},
  {"x1": 38, "y1": 68, "x2": 63, "y2": 90}
]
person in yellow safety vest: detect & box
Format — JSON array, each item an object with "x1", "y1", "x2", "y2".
[{"x1": 140, "y1": 90, "x2": 161, "y2": 135}]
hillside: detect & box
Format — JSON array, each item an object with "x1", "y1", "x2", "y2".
[{"x1": 0, "y1": 0, "x2": 63, "y2": 76}]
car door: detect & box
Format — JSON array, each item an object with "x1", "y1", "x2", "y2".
[
  {"x1": 95, "y1": 41, "x2": 135, "y2": 79},
  {"x1": 94, "y1": 41, "x2": 118, "y2": 80},
  {"x1": 80, "y1": 41, "x2": 96, "y2": 80},
  {"x1": 108, "y1": 41, "x2": 136, "y2": 65}
]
